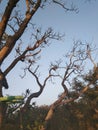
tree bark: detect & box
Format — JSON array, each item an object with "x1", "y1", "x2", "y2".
[
  {"x1": 0, "y1": 102, "x2": 7, "y2": 129},
  {"x1": 0, "y1": 0, "x2": 19, "y2": 42},
  {"x1": 0, "y1": 71, "x2": 8, "y2": 128},
  {"x1": 0, "y1": 104, "x2": 3, "y2": 129}
]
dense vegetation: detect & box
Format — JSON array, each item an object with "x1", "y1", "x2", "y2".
[{"x1": 2, "y1": 86, "x2": 98, "y2": 130}]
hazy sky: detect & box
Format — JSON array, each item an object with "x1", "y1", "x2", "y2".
[{"x1": 1, "y1": 0, "x2": 98, "y2": 105}]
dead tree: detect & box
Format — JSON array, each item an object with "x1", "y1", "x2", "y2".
[
  {"x1": 39, "y1": 42, "x2": 98, "y2": 130},
  {"x1": 0, "y1": 0, "x2": 93, "y2": 129}
]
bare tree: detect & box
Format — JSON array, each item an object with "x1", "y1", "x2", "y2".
[
  {"x1": 0, "y1": 0, "x2": 78, "y2": 128},
  {"x1": 40, "y1": 42, "x2": 98, "y2": 130},
  {"x1": 0, "y1": 0, "x2": 97, "y2": 129},
  {"x1": 16, "y1": 41, "x2": 97, "y2": 130}
]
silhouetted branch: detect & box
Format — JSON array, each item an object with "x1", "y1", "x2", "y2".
[{"x1": 53, "y1": 0, "x2": 78, "y2": 13}]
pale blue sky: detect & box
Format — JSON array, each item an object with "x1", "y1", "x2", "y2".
[{"x1": 1, "y1": 1, "x2": 98, "y2": 105}]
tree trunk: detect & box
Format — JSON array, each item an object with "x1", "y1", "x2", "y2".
[
  {"x1": 0, "y1": 105, "x2": 3, "y2": 128},
  {"x1": 0, "y1": 86, "x2": 7, "y2": 129},
  {"x1": 0, "y1": 103, "x2": 4, "y2": 129},
  {"x1": 40, "y1": 91, "x2": 69, "y2": 130},
  {"x1": 0, "y1": 102, "x2": 7, "y2": 129},
  {"x1": 0, "y1": 85, "x2": 3, "y2": 128}
]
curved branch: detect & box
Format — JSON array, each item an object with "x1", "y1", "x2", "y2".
[
  {"x1": 53, "y1": 0, "x2": 78, "y2": 12},
  {"x1": 23, "y1": 64, "x2": 58, "y2": 109},
  {"x1": 87, "y1": 44, "x2": 97, "y2": 69},
  {"x1": 4, "y1": 49, "x2": 41, "y2": 75}
]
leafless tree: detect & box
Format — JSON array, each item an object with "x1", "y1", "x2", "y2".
[
  {"x1": 0, "y1": 0, "x2": 78, "y2": 128},
  {"x1": 0, "y1": 0, "x2": 97, "y2": 129},
  {"x1": 20, "y1": 41, "x2": 97, "y2": 130},
  {"x1": 40, "y1": 42, "x2": 98, "y2": 130}
]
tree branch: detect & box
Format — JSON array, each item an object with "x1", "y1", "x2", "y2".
[
  {"x1": 0, "y1": 0, "x2": 19, "y2": 42},
  {"x1": 53, "y1": 0, "x2": 78, "y2": 12},
  {"x1": 0, "y1": 0, "x2": 41, "y2": 65}
]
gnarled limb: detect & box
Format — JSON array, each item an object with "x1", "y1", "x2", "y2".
[{"x1": 0, "y1": 0, "x2": 41, "y2": 65}]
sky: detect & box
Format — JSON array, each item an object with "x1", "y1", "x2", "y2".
[{"x1": 0, "y1": 0, "x2": 98, "y2": 106}]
